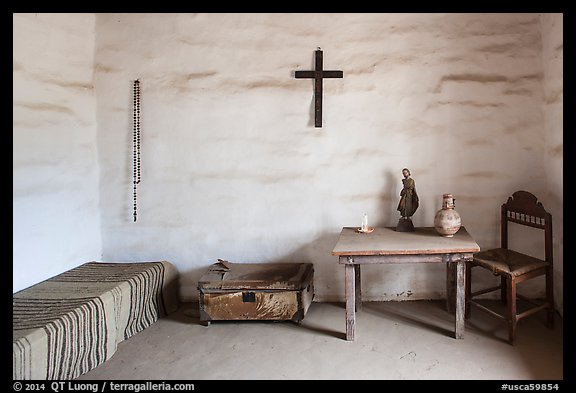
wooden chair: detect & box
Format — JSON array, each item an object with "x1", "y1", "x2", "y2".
[{"x1": 465, "y1": 191, "x2": 554, "y2": 344}]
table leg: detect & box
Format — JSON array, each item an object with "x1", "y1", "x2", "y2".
[
  {"x1": 355, "y1": 264, "x2": 362, "y2": 312},
  {"x1": 454, "y1": 258, "x2": 466, "y2": 339},
  {"x1": 345, "y1": 264, "x2": 356, "y2": 341},
  {"x1": 465, "y1": 260, "x2": 472, "y2": 319},
  {"x1": 446, "y1": 256, "x2": 466, "y2": 339},
  {"x1": 446, "y1": 259, "x2": 456, "y2": 314}
]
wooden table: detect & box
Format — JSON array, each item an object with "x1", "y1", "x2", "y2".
[{"x1": 332, "y1": 226, "x2": 480, "y2": 341}]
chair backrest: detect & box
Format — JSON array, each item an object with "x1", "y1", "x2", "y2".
[{"x1": 501, "y1": 191, "x2": 553, "y2": 264}]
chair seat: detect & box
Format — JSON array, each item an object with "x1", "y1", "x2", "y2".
[{"x1": 473, "y1": 248, "x2": 549, "y2": 277}]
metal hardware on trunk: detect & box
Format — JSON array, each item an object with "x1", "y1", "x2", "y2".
[{"x1": 242, "y1": 292, "x2": 256, "y2": 303}]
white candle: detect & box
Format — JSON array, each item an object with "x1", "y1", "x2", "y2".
[{"x1": 362, "y1": 214, "x2": 368, "y2": 230}]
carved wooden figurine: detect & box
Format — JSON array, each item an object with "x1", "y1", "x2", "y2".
[{"x1": 396, "y1": 168, "x2": 419, "y2": 232}]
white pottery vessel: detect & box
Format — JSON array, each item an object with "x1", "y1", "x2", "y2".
[{"x1": 434, "y1": 194, "x2": 461, "y2": 237}]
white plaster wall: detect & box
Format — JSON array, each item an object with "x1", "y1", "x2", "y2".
[
  {"x1": 13, "y1": 13, "x2": 102, "y2": 292},
  {"x1": 93, "y1": 13, "x2": 550, "y2": 302},
  {"x1": 540, "y1": 13, "x2": 563, "y2": 315}
]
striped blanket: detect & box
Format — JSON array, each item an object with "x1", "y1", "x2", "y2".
[{"x1": 13, "y1": 261, "x2": 178, "y2": 380}]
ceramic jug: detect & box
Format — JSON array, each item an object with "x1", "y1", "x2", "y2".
[{"x1": 434, "y1": 194, "x2": 461, "y2": 237}]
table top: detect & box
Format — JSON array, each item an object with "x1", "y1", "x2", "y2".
[{"x1": 331, "y1": 227, "x2": 480, "y2": 256}]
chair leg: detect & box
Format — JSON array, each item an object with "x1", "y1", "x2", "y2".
[
  {"x1": 506, "y1": 276, "x2": 517, "y2": 345},
  {"x1": 500, "y1": 276, "x2": 507, "y2": 305},
  {"x1": 546, "y1": 266, "x2": 555, "y2": 328},
  {"x1": 465, "y1": 261, "x2": 472, "y2": 319}
]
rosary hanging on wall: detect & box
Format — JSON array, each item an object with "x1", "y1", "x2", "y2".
[{"x1": 132, "y1": 79, "x2": 141, "y2": 222}]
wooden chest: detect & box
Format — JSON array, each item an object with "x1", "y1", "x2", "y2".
[{"x1": 198, "y1": 260, "x2": 314, "y2": 325}]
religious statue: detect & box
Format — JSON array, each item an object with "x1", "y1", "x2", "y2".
[{"x1": 396, "y1": 168, "x2": 419, "y2": 232}]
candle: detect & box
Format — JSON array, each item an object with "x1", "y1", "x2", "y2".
[{"x1": 362, "y1": 214, "x2": 368, "y2": 231}]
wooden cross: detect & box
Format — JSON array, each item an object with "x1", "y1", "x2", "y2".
[{"x1": 295, "y1": 48, "x2": 343, "y2": 128}]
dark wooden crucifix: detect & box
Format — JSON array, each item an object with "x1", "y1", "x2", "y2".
[{"x1": 295, "y1": 48, "x2": 343, "y2": 128}]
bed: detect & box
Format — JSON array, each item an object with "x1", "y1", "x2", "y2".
[{"x1": 13, "y1": 261, "x2": 179, "y2": 380}]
